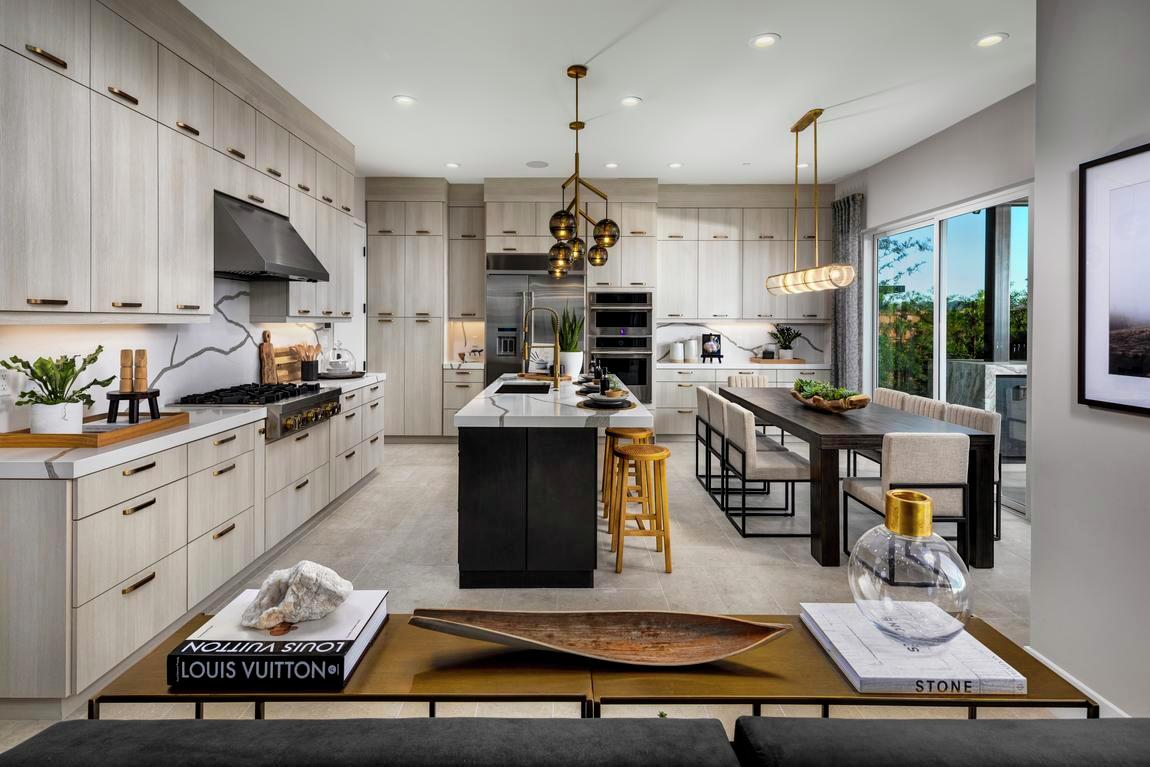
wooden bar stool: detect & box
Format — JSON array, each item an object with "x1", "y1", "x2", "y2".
[
  {"x1": 601, "y1": 426, "x2": 653, "y2": 520},
  {"x1": 610, "y1": 443, "x2": 672, "y2": 574}
]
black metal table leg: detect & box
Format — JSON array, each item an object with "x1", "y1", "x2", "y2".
[
  {"x1": 194, "y1": 701, "x2": 204, "y2": 719},
  {"x1": 809, "y1": 446, "x2": 842, "y2": 566},
  {"x1": 428, "y1": 700, "x2": 436, "y2": 718},
  {"x1": 821, "y1": 704, "x2": 830, "y2": 718},
  {"x1": 88, "y1": 699, "x2": 100, "y2": 720},
  {"x1": 752, "y1": 702, "x2": 762, "y2": 716},
  {"x1": 254, "y1": 701, "x2": 265, "y2": 719},
  {"x1": 969, "y1": 441, "x2": 996, "y2": 568},
  {"x1": 968, "y1": 706, "x2": 977, "y2": 719}
]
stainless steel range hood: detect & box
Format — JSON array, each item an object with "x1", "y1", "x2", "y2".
[{"x1": 213, "y1": 191, "x2": 328, "y2": 282}]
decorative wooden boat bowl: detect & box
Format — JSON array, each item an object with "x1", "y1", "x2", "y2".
[
  {"x1": 790, "y1": 390, "x2": 871, "y2": 414},
  {"x1": 409, "y1": 609, "x2": 792, "y2": 666}
]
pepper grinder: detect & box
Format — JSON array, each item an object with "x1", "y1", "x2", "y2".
[
  {"x1": 133, "y1": 349, "x2": 148, "y2": 393},
  {"x1": 119, "y1": 349, "x2": 134, "y2": 393}
]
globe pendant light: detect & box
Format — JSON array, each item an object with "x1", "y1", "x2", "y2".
[
  {"x1": 766, "y1": 108, "x2": 857, "y2": 295},
  {"x1": 546, "y1": 64, "x2": 620, "y2": 278}
]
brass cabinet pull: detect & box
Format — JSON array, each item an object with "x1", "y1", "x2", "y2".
[
  {"x1": 630, "y1": 230, "x2": 647, "y2": 235},
  {"x1": 757, "y1": 314, "x2": 773, "y2": 318},
  {"x1": 455, "y1": 372, "x2": 469, "y2": 376},
  {"x1": 803, "y1": 314, "x2": 818, "y2": 318},
  {"x1": 322, "y1": 310, "x2": 334, "y2": 315},
  {"x1": 378, "y1": 311, "x2": 394, "y2": 316},
  {"x1": 107, "y1": 86, "x2": 139, "y2": 105},
  {"x1": 377, "y1": 318, "x2": 392, "y2": 323},
  {"x1": 370, "y1": 402, "x2": 380, "y2": 408},
  {"x1": 176, "y1": 304, "x2": 200, "y2": 310},
  {"x1": 677, "y1": 383, "x2": 692, "y2": 388},
  {"x1": 213, "y1": 434, "x2": 237, "y2": 446},
  {"x1": 800, "y1": 370, "x2": 816, "y2": 375},
  {"x1": 502, "y1": 247, "x2": 517, "y2": 252},
  {"x1": 461, "y1": 233, "x2": 477, "y2": 239},
  {"x1": 415, "y1": 319, "x2": 430, "y2": 323},
  {"x1": 295, "y1": 478, "x2": 310, "y2": 490},
  {"x1": 377, "y1": 229, "x2": 393, "y2": 234},
  {"x1": 460, "y1": 312, "x2": 477, "y2": 317},
  {"x1": 227, "y1": 147, "x2": 246, "y2": 160},
  {"x1": 298, "y1": 309, "x2": 311, "y2": 315},
  {"x1": 629, "y1": 282, "x2": 645, "y2": 286},
  {"x1": 294, "y1": 432, "x2": 310, "y2": 441},
  {"x1": 595, "y1": 282, "x2": 609, "y2": 286},
  {"x1": 415, "y1": 312, "x2": 430, "y2": 316},
  {"x1": 668, "y1": 234, "x2": 684, "y2": 239},
  {"x1": 122, "y1": 572, "x2": 156, "y2": 595},
  {"x1": 342, "y1": 205, "x2": 351, "y2": 213},
  {"x1": 712, "y1": 314, "x2": 728, "y2": 317},
  {"x1": 455, "y1": 384, "x2": 469, "y2": 389},
  {"x1": 345, "y1": 393, "x2": 356, "y2": 400},
  {"x1": 322, "y1": 195, "x2": 334, "y2": 203},
  {"x1": 212, "y1": 463, "x2": 237, "y2": 477},
  {"x1": 122, "y1": 461, "x2": 156, "y2": 477},
  {"x1": 26, "y1": 298, "x2": 68, "y2": 306},
  {"x1": 345, "y1": 450, "x2": 356, "y2": 459},
  {"x1": 667, "y1": 313, "x2": 683, "y2": 318},
  {"x1": 415, "y1": 229, "x2": 430, "y2": 234},
  {"x1": 122, "y1": 498, "x2": 156, "y2": 516},
  {"x1": 758, "y1": 234, "x2": 775, "y2": 239},
  {"x1": 212, "y1": 523, "x2": 236, "y2": 540},
  {"x1": 370, "y1": 385, "x2": 380, "y2": 391},
  {"x1": 712, "y1": 234, "x2": 728, "y2": 239},
  {"x1": 677, "y1": 371, "x2": 691, "y2": 375},
  {"x1": 804, "y1": 234, "x2": 816, "y2": 239},
  {"x1": 25, "y1": 44, "x2": 67, "y2": 69},
  {"x1": 369, "y1": 436, "x2": 379, "y2": 444},
  {"x1": 266, "y1": 167, "x2": 282, "y2": 178},
  {"x1": 501, "y1": 230, "x2": 517, "y2": 234},
  {"x1": 297, "y1": 183, "x2": 311, "y2": 192},
  {"x1": 176, "y1": 121, "x2": 200, "y2": 136},
  {"x1": 345, "y1": 412, "x2": 356, "y2": 419},
  {"x1": 258, "y1": 427, "x2": 266, "y2": 435},
  {"x1": 677, "y1": 409, "x2": 693, "y2": 414},
  {"x1": 247, "y1": 194, "x2": 265, "y2": 204},
  {"x1": 341, "y1": 311, "x2": 351, "y2": 316},
  {"x1": 112, "y1": 301, "x2": 142, "y2": 308}
]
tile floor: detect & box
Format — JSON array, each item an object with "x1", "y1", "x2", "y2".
[{"x1": 0, "y1": 439, "x2": 1043, "y2": 753}]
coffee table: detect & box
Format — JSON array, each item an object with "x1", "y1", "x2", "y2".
[{"x1": 88, "y1": 614, "x2": 595, "y2": 719}]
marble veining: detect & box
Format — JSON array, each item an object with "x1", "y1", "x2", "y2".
[{"x1": 454, "y1": 375, "x2": 653, "y2": 428}]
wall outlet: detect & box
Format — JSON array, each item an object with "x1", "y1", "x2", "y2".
[{"x1": 0, "y1": 373, "x2": 11, "y2": 398}]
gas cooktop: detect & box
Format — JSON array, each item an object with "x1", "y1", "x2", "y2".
[
  {"x1": 179, "y1": 383, "x2": 321, "y2": 406},
  {"x1": 179, "y1": 383, "x2": 341, "y2": 440}
]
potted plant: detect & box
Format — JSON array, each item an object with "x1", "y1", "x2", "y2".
[
  {"x1": 0, "y1": 346, "x2": 115, "y2": 434},
  {"x1": 790, "y1": 378, "x2": 870, "y2": 414},
  {"x1": 558, "y1": 305, "x2": 585, "y2": 378},
  {"x1": 769, "y1": 325, "x2": 802, "y2": 360}
]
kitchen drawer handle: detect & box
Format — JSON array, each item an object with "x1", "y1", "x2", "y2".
[
  {"x1": 800, "y1": 370, "x2": 815, "y2": 375},
  {"x1": 377, "y1": 318, "x2": 392, "y2": 323},
  {"x1": 415, "y1": 312, "x2": 430, "y2": 316},
  {"x1": 415, "y1": 229, "x2": 430, "y2": 234},
  {"x1": 297, "y1": 183, "x2": 311, "y2": 192},
  {"x1": 112, "y1": 301, "x2": 143, "y2": 309},
  {"x1": 213, "y1": 463, "x2": 237, "y2": 477},
  {"x1": 804, "y1": 235, "x2": 816, "y2": 239},
  {"x1": 227, "y1": 147, "x2": 246, "y2": 160},
  {"x1": 294, "y1": 431, "x2": 310, "y2": 442},
  {"x1": 369, "y1": 436, "x2": 379, "y2": 444},
  {"x1": 122, "y1": 461, "x2": 156, "y2": 477},
  {"x1": 176, "y1": 121, "x2": 200, "y2": 136},
  {"x1": 629, "y1": 230, "x2": 647, "y2": 235},
  {"x1": 248, "y1": 194, "x2": 265, "y2": 204},
  {"x1": 668, "y1": 234, "x2": 684, "y2": 239},
  {"x1": 345, "y1": 450, "x2": 357, "y2": 459},
  {"x1": 370, "y1": 385, "x2": 381, "y2": 391},
  {"x1": 323, "y1": 310, "x2": 334, "y2": 316},
  {"x1": 370, "y1": 402, "x2": 380, "y2": 408},
  {"x1": 122, "y1": 498, "x2": 156, "y2": 516},
  {"x1": 121, "y1": 572, "x2": 156, "y2": 595},
  {"x1": 24, "y1": 45, "x2": 67, "y2": 69},
  {"x1": 712, "y1": 234, "x2": 729, "y2": 239},
  {"x1": 107, "y1": 86, "x2": 139, "y2": 106},
  {"x1": 345, "y1": 412, "x2": 357, "y2": 419},
  {"x1": 677, "y1": 372, "x2": 691, "y2": 375},
  {"x1": 677, "y1": 409, "x2": 693, "y2": 414},
  {"x1": 378, "y1": 311, "x2": 394, "y2": 316},
  {"x1": 295, "y1": 478, "x2": 310, "y2": 490},
  {"x1": 677, "y1": 384, "x2": 692, "y2": 388},
  {"x1": 460, "y1": 312, "x2": 477, "y2": 317},
  {"x1": 345, "y1": 393, "x2": 357, "y2": 400},
  {"x1": 258, "y1": 427, "x2": 266, "y2": 435},
  {"x1": 803, "y1": 314, "x2": 818, "y2": 318},
  {"x1": 377, "y1": 229, "x2": 393, "y2": 234},
  {"x1": 501, "y1": 230, "x2": 517, "y2": 234},
  {"x1": 712, "y1": 314, "x2": 728, "y2": 317},
  {"x1": 342, "y1": 311, "x2": 352, "y2": 316},
  {"x1": 629, "y1": 282, "x2": 646, "y2": 286},
  {"x1": 212, "y1": 523, "x2": 236, "y2": 540},
  {"x1": 176, "y1": 304, "x2": 200, "y2": 310},
  {"x1": 266, "y1": 167, "x2": 282, "y2": 178},
  {"x1": 461, "y1": 234, "x2": 477, "y2": 239},
  {"x1": 26, "y1": 298, "x2": 68, "y2": 306},
  {"x1": 213, "y1": 434, "x2": 238, "y2": 446},
  {"x1": 455, "y1": 384, "x2": 469, "y2": 388},
  {"x1": 298, "y1": 309, "x2": 311, "y2": 315},
  {"x1": 322, "y1": 195, "x2": 334, "y2": 203},
  {"x1": 667, "y1": 313, "x2": 682, "y2": 318},
  {"x1": 415, "y1": 319, "x2": 431, "y2": 323},
  {"x1": 502, "y1": 247, "x2": 518, "y2": 252},
  {"x1": 595, "y1": 282, "x2": 610, "y2": 286},
  {"x1": 342, "y1": 205, "x2": 352, "y2": 213},
  {"x1": 758, "y1": 234, "x2": 775, "y2": 239},
  {"x1": 757, "y1": 314, "x2": 773, "y2": 318}
]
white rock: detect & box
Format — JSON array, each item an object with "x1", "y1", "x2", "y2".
[{"x1": 241, "y1": 560, "x2": 353, "y2": 629}]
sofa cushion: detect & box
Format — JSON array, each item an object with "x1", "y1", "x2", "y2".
[
  {"x1": 733, "y1": 716, "x2": 1150, "y2": 767},
  {"x1": 0, "y1": 717, "x2": 739, "y2": 767}
]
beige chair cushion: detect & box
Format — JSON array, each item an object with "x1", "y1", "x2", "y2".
[
  {"x1": 873, "y1": 387, "x2": 909, "y2": 409},
  {"x1": 843, "y1": 477, "x2": 884, "y2": 510},
  {"x1": 944, "y1": 402, "x2": 1001, "y2": 480},
  {"x1": 903, "y1": 394, "x2": 947, "y2": 420},
  {"x1": 696, "y1": 385, "x2": 710, "y2": 420},
  {"x1": 881, "y1": 432, "x2": 969, "y2": 518},
  {"x1": 722, "y1": 399, "x2": 810, "y2": 480},
  {"x1": 701, "y1": 388, "x2": 725, "y2": 454},
  {"x1": 727, "y1": 374, "x2": 772, "y2": 388}
]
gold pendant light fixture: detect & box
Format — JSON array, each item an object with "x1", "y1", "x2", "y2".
[
  {"x1": 547, "y1": 65, "x2": 619, "y2": 279},
  {"x1": 765, "y1": 108, "x2": 857, "y2": 295}
]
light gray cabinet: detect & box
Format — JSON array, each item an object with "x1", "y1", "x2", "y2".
[
  {"x1": 697, "y1": 241, "x2": 741, "y2": 319},
  {"x1": 91, "y1": 2, "x2": 157, "y2": 119},
  {"x1": 91, "y1": 97, "x2": 157, "y2": 314},
  {"x1": 214, "y1": 152, "x2": 288, "y2": 216},
  {"x1": 368, "y1": 319, "x2": 405, "y2": 435},
  {"x1": 406, "y1": 202, "x2": 444, "y2": 236},
  {"x1": 368, "y1": 201, "x2": 404, "y2": 235},
  {"x1": 288, "y1": 133, "x2": 316, "y2": 196},
  {"x1": 213, "y1": 83, "x2": 255, "y2": 168},
  {"x1": 742, "y1": 208, "x2": 792, "y2": 241},
  {"x1": 338, "y1": 167, "x2": 354, "y2": 215},
  {"x1": 0, "y1": 0, "x2": 90, "y2": 86},
  {"x1": 448, "y1": 206, "x2": 483, "y2": 240},
  {"x1": 404, "y1": 318, "x2": 444, "y2": 435},
  {"x1": 0, "y1": 48, "x2": 90, "y2": 312},
  {"x1": 741, "y1": 241, "x2": 789, "y2": 320},
  {"x1": 448, "y1": 239, "x2": 484, "y2": 319},
  {"x1": 316, "y1": 203, "x2": 353, "y2": 318},
  {"x1": 586, "y1": 253, "x2": 622, "y2": 289},
  {"x1": 485, "y1": 202, "x2": 535, "y2": 236},
  {"x1": 158, "y1": 126, "x2": 214, "y2": 315},
  {"x1": 797, "y1": 208, "x2": 833, "y2": 242},
  {"x1": 255, "y1": 112, "x2": 289, "y2": 181},
  {"x1": 620, "y1": 235, "x2": 657, "y2": 288},
  {"x1": 404, "y1": 236, "x2": 444, "y2": 316},
  {"x1": 158, "y1": 47, "x2": 213, "y2": 147},
  {"x1": 698, "y1": 208, "x2": 742, "y2": 241},
  {"x1": 657, "y1": 208, "x2": 698, "y2": 241},
  {"x1": 367, "y1": 235, "x2": 404, "y2": 318},
  {"x1": 287, "y1": 189, "x2": 318, "y2": 318},
  {"x1": 621, "y1": 202, "x2": 657, "y2": 236},
  {"x1": 656, "y1": 241, "x2": 698, "y2": 319},
  {"x1": 316, "y1": 152, "x2": 340, "y2": 208}
]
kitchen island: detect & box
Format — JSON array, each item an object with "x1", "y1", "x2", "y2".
[{"x1": 454, "y1": 374, "x2": 653, "y2": 588}]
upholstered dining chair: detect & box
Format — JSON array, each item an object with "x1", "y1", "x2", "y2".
[
  {"x1": 903, "y1": 394, "x2": 948, "y2": 420},
  {"x1": 848, "y1": 387, "x2": 909, "y2": 476},
  {"x1": 842, "y1": 432, "x2": 971, "y2": 560},
  {"x1": 695, "y1": 386, "x2": 717, "y2": 492},
  {"x1": 721, "y1": 399, "x2": 811, "y2": 538},
  {"x1": 726, "y1": 374, "x2": 787, "y2": 448},
  {"x1": 944, "y1": 402, "x2": 1004, "y2": 540}
]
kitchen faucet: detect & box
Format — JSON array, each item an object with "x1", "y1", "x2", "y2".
[{"x1": 522, "y1": 306, "x2": 561, "y2": 390}]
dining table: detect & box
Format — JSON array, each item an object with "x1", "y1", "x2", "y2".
[{"x1": 719, "y1": 388, "x2": 997, "y2": 568}]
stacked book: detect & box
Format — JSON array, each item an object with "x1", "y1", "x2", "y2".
[
  {"x1": 800, "y1": 602, "x2": 1027, "y2": 695},
  {"x1": 167, "y1": 590, "x2": 388, "y2": 691}
]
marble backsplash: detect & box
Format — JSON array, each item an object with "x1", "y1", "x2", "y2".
[{"x1": 655, "y1": 321, "x2": 830, "y2": 366}]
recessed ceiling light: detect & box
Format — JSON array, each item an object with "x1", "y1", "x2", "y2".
[
  {"x1": 667, "y1": 162, "x2": 683, "y2": 169},
  {"x1": 620, "y1": 95, "x2": 643, "y2": 107},
  {"x1": 749, "y1": 32, "x2": 781, "y2": 49},
  {"x1": 444, "y1": 162, "x2": 460, "y2": 169},
  {"x1": 526, "y1": 160, "x2": 549, "y2": 169},
  {"x1": 605, "y1": 162, "x2": 619, "y2": 169},
  {"x1": 975, "y1": 32, "x2": 1009, "y2": 47},
  {"x1": 797, "y1": 162, "x2": 809, "y2": 169},
  {"x1": 392, "y1": 94, "x2": 416, "y2": 105}
]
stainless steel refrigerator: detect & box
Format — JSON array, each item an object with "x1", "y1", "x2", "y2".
[{"x1": 485, "y1": 270, "x2": 585, "y2": 386}]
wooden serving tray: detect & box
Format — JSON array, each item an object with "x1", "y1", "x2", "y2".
[
  {"x1": 749, "y1": 357, "x2": 807, "y2": 365},
  {"x1": 0, "y1": 411, "x2": 190, "y2": 448},
  {"x1": 517, "y1": 372, "x2": 572, "y2": 382}
]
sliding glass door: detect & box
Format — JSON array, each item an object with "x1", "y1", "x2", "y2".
[{"x1": 876, "y1": 224, "x2": 935, "y2": 396}]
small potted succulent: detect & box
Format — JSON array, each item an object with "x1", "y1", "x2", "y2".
[
  {"x1": 558, "y1": 305, "x2": 585, "y2": 378},
  {"x1": 769, "y1": 325, "x2": 802, "y2": 360},
  {"x1": 0, "y1": 346, "x2": 114, "y2": 434}
]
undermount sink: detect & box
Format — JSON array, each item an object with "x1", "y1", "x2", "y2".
[{"x1": 496, "y1": 382, "x2": 552, "y2": 394}]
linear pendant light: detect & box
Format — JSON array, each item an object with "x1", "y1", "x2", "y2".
[{"x1": 766, "y1": 108, "x2": 856, "y2": 295}]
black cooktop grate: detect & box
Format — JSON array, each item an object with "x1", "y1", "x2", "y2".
[{"x1": 178, "y1": 383, "x2": 321, "y2": 406}]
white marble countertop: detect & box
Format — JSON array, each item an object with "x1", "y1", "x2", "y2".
[
  {"x1": 656, "y1": 362, "x2": 831, "y2": 370},
  {"x1": 313, "y1": 372, "x2": 386, "y2": 391},
  {"x1": 443, "y1": 361, "x2": 484, "y2": 370},
  {"x1": 0, "y1": 407, "x2": 268, "y2": 480},
  {"x1": 454, "y1": 374, "x2": 654, "y2": 428}
]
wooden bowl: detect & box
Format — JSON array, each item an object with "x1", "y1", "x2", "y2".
[
  {"x1": 789, "y1": 389, "x2": 870, "y2": 414},
  {"x1": 603, "y1": 389, "x2": 627, "y2": 398}
]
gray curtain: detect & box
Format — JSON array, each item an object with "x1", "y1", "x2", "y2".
[{"x1": 831, "y1": 194, "x2": 865, "y2": 390}]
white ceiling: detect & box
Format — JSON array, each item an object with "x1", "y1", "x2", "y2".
[{"x1": 181, "y1": 0, "x2": 1035, "y2": 184}]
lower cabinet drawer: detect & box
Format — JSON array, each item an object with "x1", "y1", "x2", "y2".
[
  {"x1": 75, "y1": 446, "x2": 187, "y2": 519},
  {"x1": 443, "y1": 368, "x2": 482, "y2": 383},
  {"x1": 331, "y1": 443, "x2": 365, "y2": 498},
  {"x1": 265, "y1": 465, "x2": 329, "y2": 549},
  {"x1": 187, "y1": 451, "x2": 255, "y2": 539},
  {"x1": 442, "y1": 409, "x2": 459, "y2": 437},
  {"x1": 363, "y1": 380, "x2": 385, "y2": 403},
  {"x1": 73, "y1": 479, "x2": 188, "y2": 607},
  {"x1": 443, "y1": 381, "x2": 482, "y2": 409},
  {"x1": 655, "y1": 408, "x2": 698, "y2": 436},
  {"x1": 330, "y1": 407, "x2": 363, "y2": 456},
  {"x1": 655, "y1": 380, "x2": 701, "y2": 408},
  {"x1": 265, "y1": 421, "x2": 329, "y2": 495},
  {"x1": 655, "y1": 369, "x2": 716, "y2": 384},
  {"x1": 187, "y1": 423, "x2": 255, "y2": 474},
  {"x1": 366, "y1": 431, "x2": 384, "y2": 470},
  {"x1": 73, "y1": 547, "x2": 188, "y2": 692},
  {"x1": 362, "y1": 398, "x2": 386, "y2": 435},
  {"x1": 187, "y1": 507, "x2": 255, "y2": 607}
]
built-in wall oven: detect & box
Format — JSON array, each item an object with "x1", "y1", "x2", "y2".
[{"x1": 589, "y1": 291, "x2": 653, "y2": 403}]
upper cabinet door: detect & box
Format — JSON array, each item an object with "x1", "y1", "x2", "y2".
[
  {"x1": 743, "y1": 208, "x2": 792, "y2": 241},
  {"x1": 288, "y1": 134, "x2": 316, "y2": 196},
  {"x1": 288, "y1": 190, "x2": 317, "y2": 318},
  {"x1": 314, "y1": 203, "x2": 347, "y2": 317},
  {"x1": 404, "y1": 236, "x2": 444, "y2": 317},
  {"x1": 91, "y1": 98, "x2": 157, "y2": 314},
  {"x1": 485, "y1": 202, "x2": 534, "y2": 236},
  {"x1": 367, "y1": 201, "x2": 404, "y2": 235},
  {"x1": 91, "y1": 3, "x2": 157, "y2": 119},
  {"x1": 158, "y1": 126, "x2": 214, "y2": 315},
  {"x1": 741, "y1": 242, "x2": 789, "y2": 320},
  {"x1": 586, "y1": 249, "x2": 622, "y2": 289},
  {"x1": 621, "y1": 202, "x2": 656, "y2": 237},
  {"x1": 620, "y1": 236, "x2": 656, "y2": 288},
  {"x1": 158, "y1": 47, "x2": 213, "y2": 147},
  {"x1": 447, "y1": 239, "x2": 485, "y2": 319},
  {"x1": 657, "y1": 208, "x2": 698, "y2": 241},
  {"x1": 697, "y1": 208, "x2": 742, "y2": 241},
  {"x1": 656, "y1": 241, "x2": 698, "y2": 319},
  {"x1": 448, "y1": 206, "x2": 483, "y2": 240},
  {"x1": 797, "y1": 208, "x2": 834, "y2": 241},
  {"x1": 0, "y1": 49, "x2": 90, "y2": 312},
  {"x1": 0, "y1": 0, "x2": 90, "y2": 86},
  {"x1": 214, "y1": 83, "x2": 255, "y2": 167},
  {"x1": 338, "y1": 168, "x2": 354, "y2": 215},
  {"x1": 697, "y1": 241, "x2": 741, "y2": 319},
  {"x1": 366, "y1": 235, "x2": 404, "y2": 318},
  {"x1": 315, "y1": 153, "x2": 340, "y2": 208},
  {"x1": 405, "y1": 202, "x2": 444, "y2": 236},
  {"x1": 255, "y1": 112, "x2": 289, "y2": 182}
]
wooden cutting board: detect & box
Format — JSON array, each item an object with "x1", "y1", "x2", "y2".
[{"x1": 0, "y1": 412, "x2": 190, "y2": 448}]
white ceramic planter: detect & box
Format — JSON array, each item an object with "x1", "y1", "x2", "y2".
[
  {"x1": 778, "y1": 348, "x2": 795, "y2": 360},
  {"x1": 30, "y1": 402, "x2": 84, "y2": 434},
  {"x1": 559, "y1": 351, "x2": 584, "y2": 378}
]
